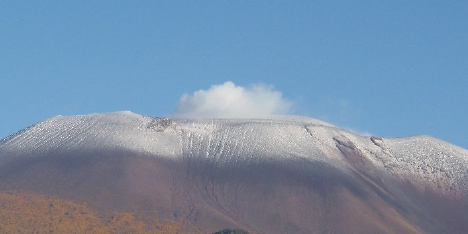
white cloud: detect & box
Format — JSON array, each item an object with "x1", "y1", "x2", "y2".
[{"x1": 173, "y1": 81, "x2": 292, "y2": 119}]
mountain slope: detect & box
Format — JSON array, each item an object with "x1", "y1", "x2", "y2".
[{"x1": 1, "y1": 111, "x2": 467, "y2": 234}]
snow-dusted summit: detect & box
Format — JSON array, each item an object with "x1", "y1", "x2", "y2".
[{"x1": 1, "y1": 111, "x2": 467, "y2": 195}]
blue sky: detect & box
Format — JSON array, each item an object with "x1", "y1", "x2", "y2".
[{"x1": 1, "y1": 1, "x2": 467, "y2": 149}]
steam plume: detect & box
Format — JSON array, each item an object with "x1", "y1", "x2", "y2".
[{"x1": 173, "y1": 81, "x2": 292, "y2": 118}]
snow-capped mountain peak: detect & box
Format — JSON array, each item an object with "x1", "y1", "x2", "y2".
[{"x1": 1, "y1": 111, "x2": 467, "y2": 196}]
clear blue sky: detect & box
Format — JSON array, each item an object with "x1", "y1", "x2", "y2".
[{"x1": 1, "y1": 1, "x2": 467, "y2": 149}]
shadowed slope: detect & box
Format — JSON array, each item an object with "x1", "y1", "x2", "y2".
[{"x1": 0, "y1": 149, "x2": 438, "y2": 234}]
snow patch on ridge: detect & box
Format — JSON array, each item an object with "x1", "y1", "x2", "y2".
[
  {"x1": 0, "y1": 111, "x2": 182, "y2": 157},
  {"x1": 383, "y1": 136, "x2": 468, "y2": 193}
]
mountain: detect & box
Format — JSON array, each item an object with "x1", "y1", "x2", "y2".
[{"x1": 0, "y1": 111, "x2": 467, "y2": 234}]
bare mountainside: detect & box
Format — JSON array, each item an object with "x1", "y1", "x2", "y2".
[{"x1": 0, "y1": 111, "x2": 467, "y2": 234}]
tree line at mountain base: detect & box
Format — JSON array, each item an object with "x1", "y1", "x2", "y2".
[{"x1": 0, "y1": 192, "x2": 251, "y2": 234}]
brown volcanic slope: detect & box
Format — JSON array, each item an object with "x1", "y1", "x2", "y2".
[{"x1": 0, "y1": 112, "x2": 467, "y2": 234}]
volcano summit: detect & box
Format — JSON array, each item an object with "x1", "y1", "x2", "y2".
[{"x1": 0, "y1": 111, "x2": 467, "y2": 234}]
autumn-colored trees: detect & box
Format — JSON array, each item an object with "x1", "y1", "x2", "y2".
[
  {"x1": 0, "y1": 192, "x2": 190, "y2": 234},
  {"x1": 0, "y1": 192, "x2": 256, "y2": 234}
]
